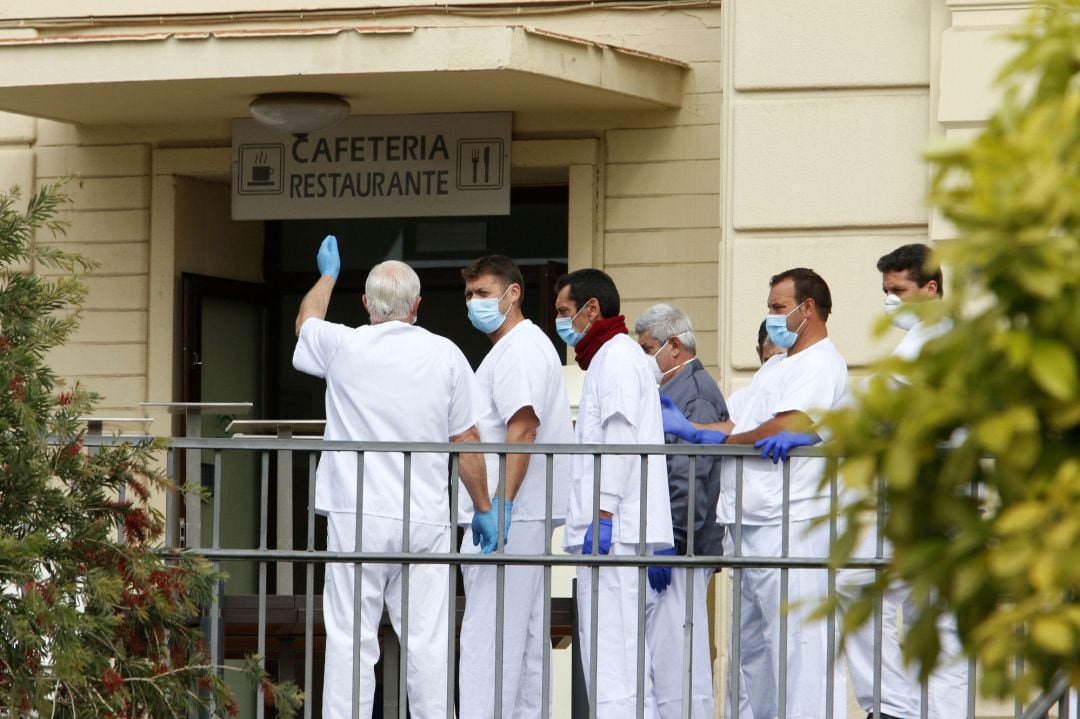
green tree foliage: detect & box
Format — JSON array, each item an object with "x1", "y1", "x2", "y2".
[
  {"x1": 0, "y1": 184, "x2": 302, "y2": 717},
  {"x1": 824, "y1": 0, "x2": 1080, "y2": 700}
]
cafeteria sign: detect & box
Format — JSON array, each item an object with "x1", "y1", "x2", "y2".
[{"x1": 231, "y1": 112, "x2": 511, "y2": 219}]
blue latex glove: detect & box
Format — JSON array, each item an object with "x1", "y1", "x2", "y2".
[
  {"x1": 647, "y1": 547, "x2": 676, "y2": 593},
  {"x1": 492, "y1": 496, "x2": 513, "y2": 544},
  {"x1": 582, "y1": 516, "x2": 613, "y2": 555},
  {"x1": 661, "y1": 394, "x2": 728, "y2": 444},
  {"x1": 660, "y1": 394, "x2": 697, "y2": 442},
  {"x1": 754, "y1": 431, "x2": 819, "y2": 464},
  {"x1": 317, "y1": 234, "x2": 340, "y2": 280},
  {"x1": 471, "y1": 507, "x2": 499, "y2": 554}
]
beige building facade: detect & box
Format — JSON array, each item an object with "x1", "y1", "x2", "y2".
[
  {"x1": 0, "y1": 0, "x2": 1025, "y2": 412},
  {"x1": 0, "y1": 1, "x2": 1034, "y2": 717}
]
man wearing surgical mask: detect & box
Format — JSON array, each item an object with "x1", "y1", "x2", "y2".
[
  {"x1": 458, "y1": 255, "x2": 573, "y2": 719},
  {"x1": 715, "y1": 268, "x2": 848, "y2": 719},
  {"x1": 554, "y1": 268, "x2": 674, "y2": 718},
  {"x1": 838, "y1": 243, "x2": 964, "y2": 719},
  {"x1": 634, "y1": 303, "x2": 727, "y2": 719}
]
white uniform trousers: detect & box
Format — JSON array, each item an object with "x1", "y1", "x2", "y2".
[
  {"x1": 576, "y1": 542, "x2": 658, "y2": 719},
  {"x1": 459, "y1": 521, "x2": 550, "y2": 719},
  {"x1": 323, "y1": 512, "x2": 452, "y2": 719},
  {"x1": 840, "y1": 532, "x2": 969, "y2": 719},
  {"x1": 723, "y1": 520, "x2": 846, "y2": 719},
  {"x1": 645, "y1": 567, "x2": 715, "y2": 719},
  {"x1": 921, "y1": 608, "x2": 968, "y2": 719}
]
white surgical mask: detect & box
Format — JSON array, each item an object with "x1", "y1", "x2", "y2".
[
  {"x1": 884, "y1": 294, "x2": 918, "y2": 331},
  {"x1": 648, "y1": 335, "x2": 693, "y2": 385}
]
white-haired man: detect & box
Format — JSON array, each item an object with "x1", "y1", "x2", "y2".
[
  {"x1": 635, "y1": 303, "x2": 728, "y2": 719},
  {"x1": 293, "y1": 236, "x2": 498, "y2": 719}
]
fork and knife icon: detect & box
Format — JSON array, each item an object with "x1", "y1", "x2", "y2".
[{"x1": 471, "y1": 146, "x2": 491, "y2": 183}]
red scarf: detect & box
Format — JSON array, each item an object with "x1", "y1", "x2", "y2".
[{"x1": 574, "y1": 315, "x2": 628, "y2": 370}]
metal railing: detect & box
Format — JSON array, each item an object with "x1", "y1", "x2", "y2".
[{"x1": 76, "y1": 430, "x2": 1065, "y2": 719}]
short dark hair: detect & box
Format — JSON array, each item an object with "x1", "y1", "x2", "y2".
[
  {"x1": 757, "y1": 319, "x2": 769, "y2": 350},
  {"x1": 876, "y1": 243, "x2": 943, "y2": 297},
  {"x1": 769, "y1": 267, "x2": 833, "y2": 322},
  {"x1": 554, "y1": 268, "x2": 620, "y2": 318},
  {"x1": 461, "y1": 255, "x2": 525, "y2": 300}
]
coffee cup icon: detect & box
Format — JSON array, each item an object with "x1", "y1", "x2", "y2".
[{"x1": 251, "y1": 165, "x2": 274, "y2": 184}]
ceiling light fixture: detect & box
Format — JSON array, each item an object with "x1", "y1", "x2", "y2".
[{"x1": 249, "y1": 93, "x2": 351, "y2": 136}]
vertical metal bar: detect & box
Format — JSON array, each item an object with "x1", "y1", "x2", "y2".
[
  {"x1": 729, "y1": 456, "x2": 744, "y2": 718},
  {"x1": 494, "y1": 452, "x2": 507, "y2": 719},
  {"x1": 636, "y1": 453, "x2": 648, "y2": 719},
  {"x1": 399, "y1": 452, "x2": 412, "y2": 719},
  {"x1": 778, "y1": 457, "x2": 790, "y2": 719},
  {"x1": 873, "y1": 475, "x2": 886, "y2": 719},
  {"x1": 257, "y1": 451, "x2": 269, "y2": 719},
  {"x1": 184, "y1": 410, "x2": 203, "y2": 549},
  {"x1": 589, "y1": 453, "x2": 601, "y2": 719},
  {"x1": 542, "y1": 452, "x2": 553, "y2": 719},
  {"x1": 352, "y1": 451, "x2": 365, "y2": 719},
  {"x1": 446, "y1": 452, "x2": 460, "y2": 719},
  {"x1": 966, "y1": 656, "x2": 977, "y2": 719},
  {"x1": 1014, "y1": 646, "x2": 1023, "y2": 719},
  {"x1": 276, "y1": 426, "x2": 295, "y2": 595},
  {"x1": 210, "y1": 451, "x2": 223, "y2": 672},
  {"x1": 920, "y1": 678, "x2": 929, "y2": 719},
  {"x1": 681, "y1": 454, "x2": 697, "y2": 719},
  {"x1": 304, "y1": 453, "x2": 316, "y2": 719},
  {"x1": 825, "y1": 458, "x2": 838, "y2": 719},
  {"x1": 166, "y1": 448, "x2": 177, "y2": 549}
]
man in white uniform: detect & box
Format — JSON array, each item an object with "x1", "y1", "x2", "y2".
[
  {"x1": 839, "y1": 243, "x2": 966, "y2": 719},
  {"x1": 635, "y1": 303, "x2": 727, "y2": 719},
  {"x1": 292, "y1": 236, "x2": 499, "y2": 719},
  {"x1": 717, "y1": 268, "x2": 849, "y2": 719},
  {"x1": 457, "y1": 255, "x2": 573, "y2": 719},
  {"x1": 553, "y1": 268, "x2": 674, "y2": 718}
]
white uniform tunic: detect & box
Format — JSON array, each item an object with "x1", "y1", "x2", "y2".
[
  {"x1": 841, "y1": 317, "x2": 968, "y2": 719},
  {"x1": 718, "y1": 337, "x2": 848, "y2": 719},
  {"x1": 293, "y1": 317, "x2": 480, "y2": 719},
  {"x1": 457, "y1": 319, "x2": 572, "y2": 524},
  {"x1": 564, "y1": 333, "x2": 673, "y2": 551},
  {"x1": 717, "y1": 338, "x2": 848, "y2": 526},
  {"x1": 566, "y1": 333, "x2": 673, "y2": 718},
  {"x1": 457, "y1": 320, "x2": 573, "y2": 719}
]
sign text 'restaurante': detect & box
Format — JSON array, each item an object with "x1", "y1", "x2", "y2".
[{"x1": 290, "y1": 133, "x2": 450, "y2": 199}]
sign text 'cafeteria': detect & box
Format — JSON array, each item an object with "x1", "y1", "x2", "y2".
[{"x1": 231, "y1": 112, "x2": 511, "y2": 220}]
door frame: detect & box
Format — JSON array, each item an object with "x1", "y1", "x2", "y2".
[{"x1": 149, "y1": 138, "x2": 600, "y2": 434}]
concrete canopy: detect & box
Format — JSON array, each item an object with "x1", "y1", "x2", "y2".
[{"x1": 0, "y1": 24, "x2": 688, "y2": 126}]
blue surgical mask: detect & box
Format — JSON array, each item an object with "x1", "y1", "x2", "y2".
[
  {"x1": 466, "y1": 285, "x2": 512, "y2": 334},
  {"x1": 764, "y1": 303, "x2": 806, "y2": 350},
  {"x1": 555, "y1": 303, "x2": 591, "y2": 346}
]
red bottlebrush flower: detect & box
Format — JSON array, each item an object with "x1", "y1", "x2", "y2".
[
  {"x1": 225, "y1": 700, "x2": 240, "y2": 717},
  {"x1": 261, "y1": 678, "x2": 276, "y2": 707},
  {"x1": 0, "y1": 336, "x2": 11, "y2": 353},
  {"x1": 57, "y1": 390, "x2": 74, "y2": 406},
  {"x1": 8, "y1": 376, "x2": 25, "y2": 401},
  {"x1": 197, "y1": 675, "x2": 213, "y2": 690},
  {"x1": 101, "y1": 668, "x2": 123, "y2": 694},
  {"x1": 126, "y1": 477, "x2": 150, "y2": 503},
  {"x1": 123, "y1": 508, "x2": 149, "y2": 544}
]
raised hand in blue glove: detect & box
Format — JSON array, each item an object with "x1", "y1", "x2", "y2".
[
  {"x1": 660, "y1": 394, "x2": 697, "y2": 442},
  {"x1": 492, "y1": 496, "x2": 513, "y2": 544},
  {"x1": 754, "y1": 431, "x2": 819, "y2": 464},
  {"x1": 471, "y1": 507, "x2": 499, "y2": 554},
  {"x1": 647, "y1": 547, "x2": 676, "y2": 593},
  {"x1": 582, "y1": 515, "x2": 613, "y2": 555},
  {"x1": 317, "y1": 234, "x2": 340, "y2": 280}
]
